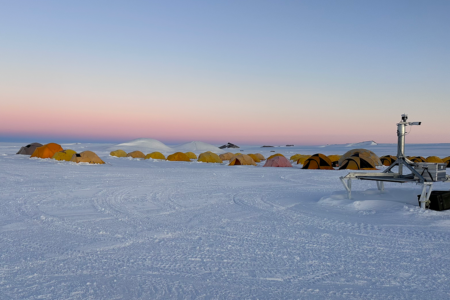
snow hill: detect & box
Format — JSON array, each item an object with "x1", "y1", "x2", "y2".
[
  {"x1": 320, "y1": 140, "x2": 378, "y2": 148},
  {"x1": 174, "y1": 141, "x2": 224, "y2": 153},
  {"x1": 110, "y1": 138, "x2": 173, "y2": 153}
]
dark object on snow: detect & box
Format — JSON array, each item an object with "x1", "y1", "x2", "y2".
[
  {"x1": 332, "y1": 161, "x2": 339, "y2": 168},
  {"x1": 16, "y1": 143, "x2": 43, "y2": 155},
  {"x1": 286, "y1": 145, "x2": 294, "y2": 147},
  {"x1": 270, "y1": 150, "x2": 275, "y2": 152},
  {"x1": 261, "y1": 145, "x2": 274, "y2": 148},
  {"x1": 219, "y1": 142, "x2": 240, "y2": 149},
  {"x1": 417, "y1": 191, "x2": 450, "y2": 211}
]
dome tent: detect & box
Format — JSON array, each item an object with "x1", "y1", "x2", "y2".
[
  {"x1": 380, "y1": 155, "x2": 397, "y2": 166},
  {"x1": 409, "y1": 156, "x2": 426, "y2": 163},
  {"x1": 290, "y1": 154, "x2": 302, "y2": 161},
  {"x1": 71, "y1": 151, "x2": 105, "y2": 164},
  {"x1": 229, "y1": 154, "x2": 256, "y2": 166},
  {"x1": 296, "y1": 155, "x2": 311, "y2": 165},
  {"x1": 267, "y1": 153, "x2": 284, "y2": 160},
  {"x1": 110, "y1": 150, "x2": 127, "y2": 157},
  {"x1": 219, "y1": 152, "x2": 234, "y2": 161},
  {"x1": 167, "y1": 152, "x2": 191, "y2": 162},
  {"x1": 327, "y1": 155, "x2": 341, "y2": 167},
  {"x1": 339, "y1": 155, "x2": 377, "y2": 170},
  {"x1": 302, "y1": 154, "x2": 333, "y2": 170},
  {"x1": 198, "y1": 152, "x2": 223, "y2": 163},
  {"x1": 145, "y1": 152, "x2": 166, "y2": 160},
  {"x1": 185, "y1": 152, "x2": 197, "y2": 159},
  {"x1": 254, "y1": 153, "x2": 265, "y2": 161},
  {"x1": 248, "y1": 154, "x2": 261, "y2": 163},
  {"x1": 263, "y1": 156, "x2": 292, "y2": 168},
  {"x1": 31, "y1": 143, "x2": 63, "y2": 159},
  {"x1": 52, "y1": 149, "x2": 77, "y2": 161},
  {"x1": 425, "y1": 156, "x2": 444, "y2": 163},
  {"x1": 339, "y1": 149, "x2": 381, "y2": 166},
  {"x1": 443, "y1": 157, "x2": 450, "y2": 167},
  {"x1": 127, "y1": 151, "x2": 145, "y2": 159},
  {"x1": 17, "y1": 143, "x2": 43, "y2": 155}
]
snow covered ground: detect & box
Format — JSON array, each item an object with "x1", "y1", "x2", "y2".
[{"x1": 1, "y1": 142, "x2": 450, "y2": 299}]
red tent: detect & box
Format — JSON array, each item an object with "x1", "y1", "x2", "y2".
[{"x1": 263, "y1": 156, "x2": 293, "y2": 168}]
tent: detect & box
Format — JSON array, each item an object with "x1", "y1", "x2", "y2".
[
  {"x1": 185, "y1": 152, "x2": 197, "y2": 159},
  {"x1": 219, "y1": 152, "x2": 234, "y2": 161},
  {"x1": 380, "y1": 155, "x2": 397, "y2": 166},
  {"x1": 31, "y1": 143, "x2": 64, "y2": 159},
  {"x1": 16, "y1": 143, "x2": 43, "y2": 155},
  {"x1": 167, "y1": 152, "x2": 191, "y2": 162},
  {"x1": 248, "y1": 154, "x2": 261, "y2": 163},
  {"x1": 52, "y1": 149, "x2": 77, "y2": 161},
  {"x1": 198, "y1": 152, "x2": 223, "y2": 163},
  {"x1": 263, "y1": 156, "x2": 292, "y2": 167},
  {"x1": 327, "y1": 155, "x2": 341, "y2": 167},
  {"x1": 110, "y1": 150, "x2": 127, "y2": 157},
  {"x1": 302, "y1": 154, "x2": 334, "y2": 170},
  {"x1": 339, "y1": 155, "x2": 377, "y2": 170},
  {"x1": 254, "y1": 153, "x2": 265, "y2": 161},
  {"x1": 267, "y1": 153, "x2": 284, "y2": 160},
  {"x1": 443, "y1": 157, "x2": 450, "y2": 167},
  {"x1": 339, "y1": 149, "x2": 381, "y2": 166},
  {"x1": 296, "y1": 155, "x2": 311, "y2": 165},
  {"x1": 127, "y1": 151, "x2": 145, "y2": 159},
  {"x1": 410, "y1": 156, "x2": 426, "y2": 163},
  {"x1": 71, "y1": 151, "x2": 105, "y2": 164},
  {"x1": 425, "y1": 156, "x2": 444, "y2": 163},
  {"x1": 145, "y1": 152, "x2": 166, "y2": 160},
  {"x1": 229, "y1": 154, "x2": 256, "y2": 166},
  {"x1": 290, "y1": 154, "x2": 302, "y2": 161}
]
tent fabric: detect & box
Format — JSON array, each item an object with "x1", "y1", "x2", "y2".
[
  {"x1": 219, "y1": 152, "x2": 234, "y2": 161},
  {"x1": 443, "y1": 157, "x2": 450, "y2": 167},
  {"x1": 71, "y1": 151, "x2": 105, "y2": 164},
  {"x1": 167, "y1": 152, "x2": 191, "y2": 162},
  {"x1": 302, "y1": 154, "x2": 334, "y2": 170},
  {"x1": 425, "y1": 156, "x2": 444, "y2": 163},
  {"x1": 229, "y1": 154, "x2": 256, "y2": 166},
  {"x1": 296, "y1": 155, "x2": 311, "y2": 165},
  {"x1": 52, "y1": 149, "x2": 77, "y2": 161},
  {"x1": 110, "y1": 150, "x2": 127, "y2": 157},
  {"x1": 263, "y1": 156, "x2": 292, "y2": 168},
  {"x1": 328, "y1": 155, "x2": 341, "y2": 167},
  {"x1": 290, "y1": 154, "x2": 302, "y2": 161},
  {"x1": 248, "y1": 154, "x2": 261, "y2": 163},
  {"x1": 254, "y1": 153, "x2": 265, "y2": 161},
  {"x1": 198, "y1": 152, "x2": 223, "y2": 163},
  {"x1": 410, "y1": 156, "x2": 426, "y2": 163},
  {"x1": 31, "y1": 143, "x2": 63, "y2": 159},
  {"x1": 16, "y1": 143, "x2": 43, "y2": 155},
  {"x1": 339, "y1": 156, "x2": 377, "y2": 170},
  {"x1": 185, "y1": 152, "x2": 197, "y2": 159},
  {"x1": 339, "y1": 149, "x2": 381, "y2": 166},
  {"x1": 145, "y1": 152, "x2": 166, "y2": 160},
  {"x1": 267, "y1": 153, "x2": 284, "y2": 160},
  {"x1": 380, "y1": 155, "x2": 397, "y2": 166},
  {"x1": 127, "y1": 151, "x2": 145, "y2": 159}
]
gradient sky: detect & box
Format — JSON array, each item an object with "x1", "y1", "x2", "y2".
[{"x1": 1, "y1": 1, "x2": 449, "y2": 145}]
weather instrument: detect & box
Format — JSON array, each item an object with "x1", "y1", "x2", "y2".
[{"x1": 340, "y1": 114, "x2": 449, "y2": 209}]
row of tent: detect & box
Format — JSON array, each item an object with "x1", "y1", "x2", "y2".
[
  {"x1": 380, "y1": 155, "x2": 450, "y2": 167},
  {"x1": 16, "y1": 143, "x2": 105, "y2": 164}
]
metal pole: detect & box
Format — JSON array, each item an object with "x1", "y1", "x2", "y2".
[{"x1": 397, "y1": 121, "x2": 406, "y2": 175}]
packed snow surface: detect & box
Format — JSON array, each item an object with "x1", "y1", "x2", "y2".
[
  {"x1": 1, "y1": 142, "x2": 450, "y2": 299},
  {"x1": 174, "y1": 141, "x2": 224, "y2": 153},
  {"x1": 111, "y1": 138, "x2": 173, "y2": 153}
]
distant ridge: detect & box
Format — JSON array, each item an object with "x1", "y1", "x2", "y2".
[
  {"x1": 174, "y1": 141, "x2": 224, "y2": 153},
  {"x1": 110, "y1": 138, "x2": 173, "y2": 152},
  {"x1": 320, "y1": 141, "x2": 378, "y2": 148}
]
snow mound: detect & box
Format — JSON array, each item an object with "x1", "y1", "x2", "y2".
[
  {"x1": 110, "y1": 138, "x2": 173, "y2": 152},
  {"x1": 174, "y1": 141, "x2": 224, "y2": 153},
  {"x1": 320, "y1": 140, "x2": 378, "y2": 148}
]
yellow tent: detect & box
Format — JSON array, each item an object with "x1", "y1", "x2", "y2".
[
  {"x1": 254, "y1": 153, "x2": 265, "y2": 161},
  {"x1": 145, "y1": 152, "x2": 166, "y2": 160},
  {"x1": 110, "y1": 149, "x2": 127, "y2": 157},
  {"x1": 167, "y1": 152, "x2": 191, "y2": 162},
  {"x1": 339, "y1": 149, "x2": 381, "y2": 166},
  {"x1": 327, "y1": 155, "x2": 341, "y2": 163},
  {"x1": 442, "y1": 156, "x2": 450, "y2": 162},
  {"x1": 267, "y1": 153, "x2": 284, "y2": 160},
  {"x1": 71, "y1": 151, "x2": 105, "y2": 164},
  {"x1": 229, "y1": 154, "x2": 256, "y2": 166},
  {"x1": 52, "y1": 149, "x2": 77, "y2": 161},
  {"x1": 425, "y1": 156, "x2": 444, "y2": 163},
  {"x1": 185, "y1": 152, "x2": 197, "y2": 159},
  {"x1": 380, "y1": 155, "x2": 397, "y2": 166},
  {"x1": 198, "y1": 152, "x2": 223, "y2": 163},
  {"x1": 31, "y1": 143, "x2": 64, "y2": 159},
  {"x1": 248, "y1": 154, "x2": 261, "y2": 163},
  {"x1": 302, "y1": 154, "x2": 334, "y2": 170},
  {"x1": 339, "y1": 156, "x2": 377, "y2": 170},
  {"x1": 290, "y1": 154, "x2": 302, "y2": 161},
  {"x1": 296, "y1": 155, "x2": 311, "y2": 165},
  {"x1": 219, "y1": 152, "x2": 234, "y2": 161},
  {"x1": 443, "y1": 157, "x2": 450, "y2": 167},
  {"x1": 235, "y1": 152, "x2": 242, "y2": 155},
  {"x1": 127, "y1": 151, "x2": 145, "y2": 159}
]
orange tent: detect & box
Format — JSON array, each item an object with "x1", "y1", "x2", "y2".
[
  {"x1": 127, "y1": 151, "x2": 145, "y2": 159},
  {"x1": 167, "y1": 152, "x2": 191, "y2": 162},
  {"x1": 302, "y1": 154, "x2": 334, "y2": 170},
  {"x1": 229, "y1": 154, "x2": 256, "y2": 166},
  {"x1": 425, "y1": 156, "x2": 444, "y2": 163},
  {"x1": 71, "y1": 151, "x2": 105, "y2": 164},
  {"x1": 219, "y1": 152, "x2": 234, "y2": 161},
  {"x1": 31, "y1": 143, "x2": 63, "y2": 159}
]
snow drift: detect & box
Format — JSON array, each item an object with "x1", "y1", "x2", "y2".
[
  {"x1": 111, "y1": 138, "x2": 173, "y2": 153},
  {"x1": 174, "y1": 141, "x2": 224, "y2": 153}
]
